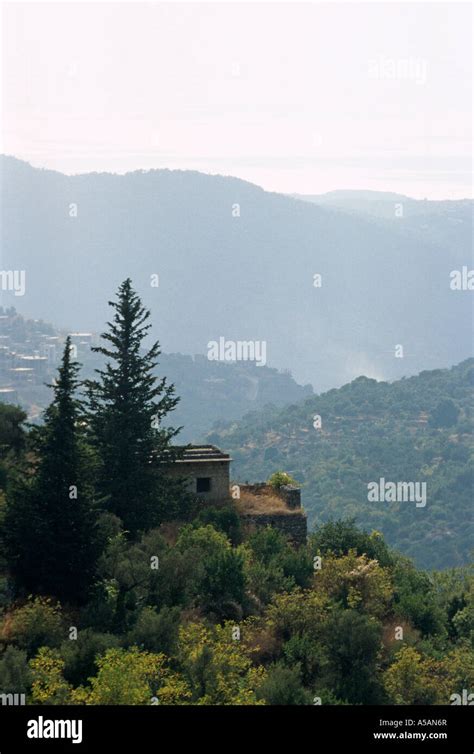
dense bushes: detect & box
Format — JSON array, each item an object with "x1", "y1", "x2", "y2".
[{"x1": 0, "y1": 520, "x2": 471, "y2": 705}]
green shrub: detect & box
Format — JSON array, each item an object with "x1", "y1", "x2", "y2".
[
  {"x1": 267, "y1": 471, "x2": 299, "y2": 489},
  {"x1": 0, "y1": 597, "x2": 64, "y2": 656},
  {"x1": 60, "y1": 629, "x2": 120, "y2": 687},
  {"x1": 126, "y1": 606, "x2": 181, "y2": 656},
  {"x1": 256, "y1": 664, "x2": 312, "y2": 705},
  {"x1": 194, "y1": 505, "x2": 242, "y2": 545},
  {"x1": 0, "y1": 645, "x2": 31, "y2": 694}
]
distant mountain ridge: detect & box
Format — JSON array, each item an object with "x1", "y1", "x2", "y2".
[
  {"x1": 292, "y1": 189, "x2": 472, "y2": 215},
  {"x1": 1, "y1": 156, "x2": 472, "y2": 390}
]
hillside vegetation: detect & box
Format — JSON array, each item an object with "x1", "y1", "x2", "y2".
[
  {"x1": 209, "y1": 360, "x2": 474, "y2": 569},
  {"x1": 0, "y1": 281, "x2": 471, "y2": 706}
]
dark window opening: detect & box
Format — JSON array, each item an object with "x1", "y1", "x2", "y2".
[{"x1": 196, "y1": 477, "x2": 211, "y2": 493}]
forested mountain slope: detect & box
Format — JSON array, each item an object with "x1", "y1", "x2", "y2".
[
  {"x1": 1, "y1": 156, "x2": 472, "y2": 389},
  {"x1": 209, "y1": 360, "x2": 474, "y2": 569}
]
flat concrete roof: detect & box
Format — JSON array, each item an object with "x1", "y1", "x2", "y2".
[{"x1": 170, "y1": 445, "x2": 231, "y2": 463}]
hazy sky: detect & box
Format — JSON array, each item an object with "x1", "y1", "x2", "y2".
[{"x1": 1, "y1": 1, "x2": 472, "y2": 198}]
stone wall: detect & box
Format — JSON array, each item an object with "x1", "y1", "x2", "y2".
[
  {"x1": 240, "y1": 511, "x2": 307, "y2": 547},
  {"x1": 166, "y1": 460, "x2": 230, "y2": 504},
  {"x1": 278, "y1": 485, "x2": 301, "y2": 509}
]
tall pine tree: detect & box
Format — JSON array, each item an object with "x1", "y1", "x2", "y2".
[
  {"x1": 86, "y1": 278, "x2": 183, "y2": 535},
  {"x1": 3, "y1": 338, "x2": 101, "y2": 603}
]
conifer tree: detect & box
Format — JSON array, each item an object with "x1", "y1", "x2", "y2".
[
  {"x1": 86, "y1": 278, "x2": 183, "y2": 535},
  {"x1": 3, "y1": 338, "x2": 101, "y2": 603}
]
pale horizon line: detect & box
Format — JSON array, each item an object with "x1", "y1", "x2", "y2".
[{"x1": 2, "y1": 152, "x2": 472, "y2": 203}]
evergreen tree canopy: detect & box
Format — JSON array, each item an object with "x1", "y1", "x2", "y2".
[
  {"x1": 86, "y1": 279, "x2": 184, "y2": 535},
  {"x1": 3, "y1": 338, "x2": 101, "y2": 602}
]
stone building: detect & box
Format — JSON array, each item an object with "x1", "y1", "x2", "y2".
[
  {"x1": 166, "y1": 444, "x2": 308, "y2": 546},
  {"x1": 165, "y1": 445, "x2": 231, "y2": 504}
]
